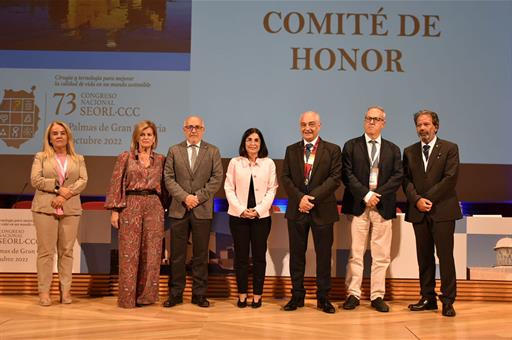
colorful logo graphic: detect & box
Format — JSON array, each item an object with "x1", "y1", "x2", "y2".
[{"x1": 0, "y1": 86, "x2": 40, "y2": 148}]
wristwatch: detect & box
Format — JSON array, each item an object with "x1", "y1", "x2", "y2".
[{"x1": 54, "y1": 184, "x2": 60, "y2": 194}]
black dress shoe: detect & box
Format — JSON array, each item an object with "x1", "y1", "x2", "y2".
[
  {"x1": 135, "y1": 302, "x2": 154, "y2": 307},
  {"x1": 191, "y1": 295, "x2": 210, "y2": 307},
  {"x1": 237, "y1": 297, "x2": 247, "y2": 308},
  {"x1": 371, "y1": 297, "x2": 389, "y2": 313},
  {"x1": 442, "y1": 303, "x2": 456, "y2": 317},
  {"x1": 408, "y1": 298, "x2": 438, "y2": 311},
  {"x1": 251, "y1": 298, "x2": 262, "y2": 309},
  {"x1": 283, "y1": 296, "x2": 304, "y2": 311},
  {"x1": 317, "y1": 298, "x2": 335, "y2": 314},
  {"x1": 342, "y1": 295, "x2": 360, "y2": 310},
  {"x1": 163, "y1": 295, "x2": 183, "y2": 308}
]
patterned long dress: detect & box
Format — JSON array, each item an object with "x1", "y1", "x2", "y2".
[{"x1": 105, "y1": 151, "x2": 168, "y2": 308}]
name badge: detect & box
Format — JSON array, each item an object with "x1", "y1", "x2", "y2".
[{"x1": 369, "y1": 167, "x2": 379, "y2": 190}]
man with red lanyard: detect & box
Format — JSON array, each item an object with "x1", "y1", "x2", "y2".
[{"x1": 281, "y1": 111, "x2": 342, "y2": 314}]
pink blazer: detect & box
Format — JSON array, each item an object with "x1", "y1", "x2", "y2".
[{"x1": 224, "y1": 156, "x2": 278, "y2": 218}]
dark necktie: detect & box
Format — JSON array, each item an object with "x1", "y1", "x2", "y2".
[
  {"x1": 304, "y1": 143, "x2": 314, "y2": 182},
  {"x1": 305, "y1": 143, "x2": 313, "y2": 162},
  {"x1": 423, "y1": 144, "x2": 430, "y2": 162},
  {"x1": 190, "y1": 144, "x2": 198, "y2": 168},
  {"x1": 369, "y1": 140, "x2": 378, "y2": 167}
]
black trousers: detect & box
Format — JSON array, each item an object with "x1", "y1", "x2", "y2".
[
  {"x1": 412, "y1": 215, "x2": 456, "y2": 304},
  {"x1": 229, "y1": 216, "x2": 271, "y2": 295},
  {"x1": 287, "y1": 215, "x2": 333, "y2": 299},
  {"x1": 169, "y1": 212, "x2": 211, "y2": 296}
]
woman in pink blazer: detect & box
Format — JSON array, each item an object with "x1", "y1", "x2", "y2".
[
  {"x1": 224, "y1": 128, "x2": 278, "y2": 308},
  {"x1": 30, "y1": 121, "x2": 88, "y2": 306}
]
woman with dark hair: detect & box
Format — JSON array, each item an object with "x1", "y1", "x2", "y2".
[
  {"x1": 224, "y1": 128, "x2": 278, "y2": 308},
  {"x1": 105, "y1": 120, "x2": 168, "y2": 308},
  {"x1": 31, "y1": 121, "x2": 88, "y2": 306}
]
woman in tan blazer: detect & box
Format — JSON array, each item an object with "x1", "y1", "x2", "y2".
[{"x1": 30, "y1": 121, "x2": 88, "y2": 306}]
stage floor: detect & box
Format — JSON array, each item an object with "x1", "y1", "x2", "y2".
[{"x1": 0, "y1": 296, "x2": 510, "y2": 339}]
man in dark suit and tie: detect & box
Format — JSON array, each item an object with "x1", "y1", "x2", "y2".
[
  {"x1": 281, "y1": 111, "x2": 342, "y2": 314},
  {"x1": 403, "y1": 109, "x2": 462, "y2": 317},
  {"x1": 163, "y1": 115, "x2": 223, "y2": 308},
  {"x1": 341, "y1": 106, "x2": 403, "y2": 313}
]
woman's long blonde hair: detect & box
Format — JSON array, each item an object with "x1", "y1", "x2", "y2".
[
  {"x1": 42, "y1": 121, "x2": 78, "y2": 160},
  {"x1": 131, "y1": 120, "x2": 158, "y2": 152}
]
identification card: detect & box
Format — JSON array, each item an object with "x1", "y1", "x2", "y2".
[{"x1": 369, "y1": 167, "x2": 379, "y2": 190}]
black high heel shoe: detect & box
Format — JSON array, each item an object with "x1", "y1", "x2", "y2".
[
  {"x1": 251, "y1": 298, "x2": 262, "y2": 308},
  {"x1": 237, "y1": 297, "x2": 247, "y2": 308}
]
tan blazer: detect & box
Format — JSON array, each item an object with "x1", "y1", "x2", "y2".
[
  {"x1": 164, "y1": 140, "x2": 223, "y2": 219},
  {"x1": 30, "y1": 152, "x2": 88, "y2": 216}
]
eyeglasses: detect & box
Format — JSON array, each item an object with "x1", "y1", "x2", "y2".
[
  {"x1": 364, "y1": 116, "x2": 384, "y2": 123},
  {"x1": 184, "y1": 125, "x2": 204, "y2": 131}
]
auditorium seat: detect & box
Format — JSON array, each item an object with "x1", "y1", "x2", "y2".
[
  {"x1": 11, "y1": 200, "x2": 32, "y2": 209},
  {"x1": 81, "y1": 201, "x2": 106, "y2": 210}
]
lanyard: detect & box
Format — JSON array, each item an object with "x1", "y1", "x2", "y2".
[
  {"x1": 56, "y1": 156, "x2": 68, "y2": 184},
  {"x1": 304, "y1": 141, "x2": 318, "y2": 185}
]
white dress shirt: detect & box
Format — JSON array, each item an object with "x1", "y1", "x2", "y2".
[
  {"x1": 363, "y1": 134, "x2": 382, "y2": 203},
  {"x1": 186, "y1": 140, "x2": 201, "y2": 167},
  {"x1": 421, "y1": 135, "x2": 437, "y2": 171}
]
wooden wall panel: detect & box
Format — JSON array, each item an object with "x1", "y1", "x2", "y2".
[{"x1": 2, "y1": 274, "x2": 512, "y2": 302}]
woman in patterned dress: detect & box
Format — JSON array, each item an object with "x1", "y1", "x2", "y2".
[{"x1": 105, "y1": 120, "x2": 168, "y2": 308}]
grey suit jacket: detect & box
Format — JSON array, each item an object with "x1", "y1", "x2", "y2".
[{"x1": 164, "y1": 140, "x2": 223, "y2": 219}]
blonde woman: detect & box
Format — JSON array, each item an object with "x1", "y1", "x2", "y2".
[
  {"x1": 31, "y1": 121, "x2": 88, "y2": 306},
  {"x1": 105, "y1": 120, "x2": 167, "y2": 308}
]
